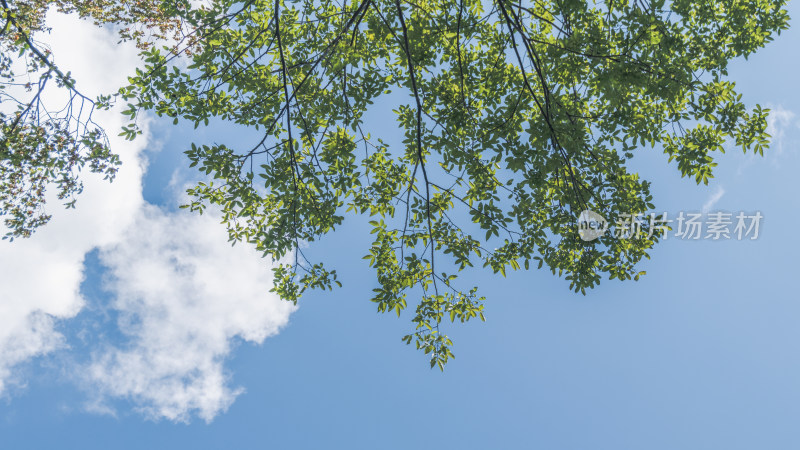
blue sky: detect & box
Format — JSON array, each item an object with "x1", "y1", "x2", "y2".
[{"x1": 1, "y1": 3, "x2": 800, "y2": 449}]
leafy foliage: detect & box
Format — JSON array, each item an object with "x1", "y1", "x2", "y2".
[{"x1": 3, "y1": 0, "x2": 789, "y2": 368}]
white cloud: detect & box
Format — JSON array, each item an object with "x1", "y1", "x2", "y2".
[
  {"x1": 737, "y1": 105, "x2": 799, "y2": 175},
  {"x1": 85, "y1": 204, "x2": 295, "y2": 423},
  {"x1": 0, "y1": 12, "x2": 294, "y2": 422},
  {"x1": 0, "y1": 11, "x2": 148, "y2": 395},
  {"x1": 766, "y1": 105, "x2": 797, "y2": 158},
  {"x1": 702, "y1": 186, "x2": 726, "y2": 213},
  {"x1": 0, "y1": 312, "x2": 64, "y2": 393}
]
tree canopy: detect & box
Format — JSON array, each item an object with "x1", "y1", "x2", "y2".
[{"x1": 0, "y1": 0, "x2": 789, "y2": 368}]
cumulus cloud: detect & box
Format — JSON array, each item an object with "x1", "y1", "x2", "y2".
[
  {"x1": 0, "y1": 12, "x2": 294, "y2": 421},
  {"x1": 0, "y1": 313, "x2": 64, "y2": 393},
  {"x1": 0, "y1": 11, "x2": 148, "y2": 395},
  {"x1": 85, "y1": 205, "x2": 295, "y2": 423}
]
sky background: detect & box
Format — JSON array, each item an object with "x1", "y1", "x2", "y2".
[{"x1": 1, "y1": 3, "x2": 800, "y2": 449}]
